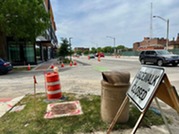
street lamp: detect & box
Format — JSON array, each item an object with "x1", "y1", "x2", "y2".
[
  {"x1": 106, "y1": 36, "x2": 116, "y2": 54},
  {"x1": 69, "y1": 37, "x2": 72, "y2": 61},
  {"x1": 153, "y1": 15, "x2": 169, "y2": 50}
]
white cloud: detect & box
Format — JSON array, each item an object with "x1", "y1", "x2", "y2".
[{"x1": 51, "y1": 0, "x2": 179, "y2": 48}]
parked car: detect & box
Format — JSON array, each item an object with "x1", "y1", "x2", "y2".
[
  {"x1": 139, "y1": 50, "x2": 179, "y2": 66},
  {"x1": 0, "y1": 58, "x2": 13, "y2": 74},
  {"x1": 95, "y1": 52, "x2": 105, "y2": 57},
  {"x1": 88, "y1": 54, "x2": 95, "y2": 59}
]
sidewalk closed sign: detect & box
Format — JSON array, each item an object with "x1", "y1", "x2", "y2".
[{"x1": 127, "y1": 66, "x2": 165, "y2": 112}]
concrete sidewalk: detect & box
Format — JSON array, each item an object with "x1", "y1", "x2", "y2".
[
  {"x1": 33, "y1": 58, "x2": 59, "y2": 71},
  {"x1": 0, "y1": 96, "x2": 24, "y2": 117}
]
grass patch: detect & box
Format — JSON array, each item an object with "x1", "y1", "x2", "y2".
[
  {"x1": 0, "y1": 93, "x2": 167, "y2": 134},
  {"x1": 13, "y1": 67, "x2": 34, "y2": 71}
]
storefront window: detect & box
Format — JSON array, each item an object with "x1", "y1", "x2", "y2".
[
  {"x1": 8, "y1": 42, "x2": 20, "y2": 62},
  {"x1": 35, "y1": 44, "x2": 41, "y2": 62},
  {"x1": 8, "y1": 40, "x2": 35, "y2": 64},
  {"x1": 24, "y1": 42, "x2": 35, "y2": 63}
]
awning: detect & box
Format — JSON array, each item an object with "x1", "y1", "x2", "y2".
[{"x1": 36, "y1": 36, "x2": 52, "y2": 47}]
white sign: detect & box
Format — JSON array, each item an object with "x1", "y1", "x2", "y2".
[{"x1": 127, "y1": 66, "x2": 165, "y2": 112}]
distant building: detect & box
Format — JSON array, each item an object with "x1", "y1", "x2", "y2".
[
  {"x1": 133, "y1": 37, "x2": 165, "y2": 51},
  {"x1": 169, "y1": 33, "x2": 179, "y2": 49},
  {"x1": 133, "y1": 34, "x2": 179, "y2": 51},
  {"x1": 35, "y1": 0, "x2": 58, "y2": 63},
  {"x1": 74, "y1": 47, "x2": 90, "y2": 53}
]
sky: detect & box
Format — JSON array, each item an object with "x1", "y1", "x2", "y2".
[{"x1": 50, "y1": 0, "x2": 179, "y2": 49}]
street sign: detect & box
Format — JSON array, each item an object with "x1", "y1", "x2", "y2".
[
  {"x1": 127, "y1": 66, "x2": 165, "y2": 112},
  {"x1": 107, "y1": 66, "x2": 179, "y2": 134}
]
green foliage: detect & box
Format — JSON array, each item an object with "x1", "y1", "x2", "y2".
[
  {"x1": 0, "y1": 0, "x2": 50, "y2": 41},
  {"x1": 58, "y1": 38, "x2": 70, "y2": 57},
  {"x1": 90, "y1": 47, "x2": 97, "y2": 54},
  {"x1": 103, "y1": 46, "x2": 113, "y2": 53},
  {"x1": 63, "y1": 58, "x2": 70, "y2": 63},
  {"x1": 97, "y1": 47, "x2": 103, "y2": 52},
  {"x1": 83, "y1": 50, "x2": 89, "y2": 55},
  {"x1": 116, "y1": 45, "x2": 126, "y2": 50},
  {"x1": 89, "y1": 45, "x2": 129, "y2": 54}
]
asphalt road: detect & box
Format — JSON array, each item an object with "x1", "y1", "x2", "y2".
[{"x1": 1, "y1": 56, "x2": 179, "y2": 98}]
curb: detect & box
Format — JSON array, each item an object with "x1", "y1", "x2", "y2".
[{"x1": 0, "y1": 96, "x2": 25, "y2": 118}]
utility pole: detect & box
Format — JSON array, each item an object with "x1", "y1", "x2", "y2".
[
  {"x1": 153, "y1": 16, "x2": 169, "y2": 50},
  {"x1": 69, "y1": 37, "x2": 72, "y2": 61},
  {"x1": 106, "y1": 36, "x2": 116, "y2": 54},
  {"x1": 150, "y1": 3, "x2": 153, "y2": 40}
]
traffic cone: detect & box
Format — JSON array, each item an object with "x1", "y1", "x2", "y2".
[
  {"x1": 50, "y1": 64, "x2": 54, "y2": 69},
  {"x1": 98, "y1": 55, "x2": 101, "y2": 62},
  {"x1": 27, "y1": 64, "x2": 31, "y2": 70},
  {"x1": 69, "y1": 61, "x2": 73, "y2": 66},
  {"x1": 73, "y1": 60, "x2": 77, "y2": 66},
  {"x1": 61, "y1": 62, "x2": 64, "y2": 68}
]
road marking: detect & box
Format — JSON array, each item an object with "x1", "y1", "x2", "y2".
[{"x1": 94, "y1": 66, "x2": 110, "y2": 72}]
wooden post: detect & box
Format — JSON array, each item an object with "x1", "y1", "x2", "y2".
[
  {"x1": 44, "y1": 71, "x2": 48, "y2": 100},
  {"x1": 33, "y1": 75, "x2": 37, "y2": 118},
  {"x1": 131, "y1": 111, "x2": 146, "y2": 134},
  {"x1": 156, "y1": 74, "x2": 179, "y2": 112}
]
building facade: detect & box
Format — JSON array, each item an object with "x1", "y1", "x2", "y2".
[
  {"x1": 0, "y1": 0, "x2": 58, "y2": 65},
  {"x1": 74, "y1": 47, "x2": 90, "y2": 53},
  {"x1": 133, "y1": 37, "x2": 165, "y2": 51},
  {"x1": 133, "y1": 34, "x2": 179, "y2": 51},
  {"x1": 35, "y1": 0, "x2": 58, "y2": 64}
]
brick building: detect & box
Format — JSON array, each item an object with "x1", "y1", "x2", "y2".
[
  {"x1": 133, "y1": 34, "x2": 179, "y2": 51},
  {"x1": 169, "y1": 34, "x2": 179, "y2": 49},
  {"x1": 74, "y1": 47, "x2": 90, "y2": 53}
]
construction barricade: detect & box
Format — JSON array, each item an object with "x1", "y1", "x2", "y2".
[{"x1": 45, "y1": 72, "x2": 62, "y2": 100}]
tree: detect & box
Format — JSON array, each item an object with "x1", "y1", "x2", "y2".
[
  {"x1": 116, "y1": 45, "x2": 126, "y2": 50},
  {"x1": 103, "y1": 46, "x2": 113, "y2": 53},
  {"x1": 97, "y1": 47, "x2": 102, "y2": 53},
  {"x1": 83, "y1": 50, "x2": 89, "y2": 55},
  {"x1": 0, "y1": 0, "x2": 50, "y2": 41},
  {"x1": 90, "y1": 47, "x2": 97, "y2": 54},
  {"x1": 58, "y1": 38, "x2": 70, "y2": 58}
]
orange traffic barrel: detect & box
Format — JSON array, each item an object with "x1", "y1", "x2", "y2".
[
  {"x1": 46, "y1": 72, "x2": 59, "y2": 82},
  {"x1": 45, "y1": 72, "x2": 62, "y2": 100}
]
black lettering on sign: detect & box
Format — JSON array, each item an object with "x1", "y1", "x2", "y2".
[
  {"x1": 136, "y1": 71, "x2": 160, "y2": 86},
  {"x1": 131, "y1": 81, "x2": 148, "y2": 101}
]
